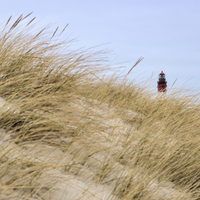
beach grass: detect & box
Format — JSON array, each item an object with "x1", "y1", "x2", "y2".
[{"x1": 0, "y1": 14, "x2": 199, "y2": 199}]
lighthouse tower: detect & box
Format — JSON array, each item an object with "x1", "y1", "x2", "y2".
[{"x1": 157, "y1": 71, "x2": 167, "y2": 92}]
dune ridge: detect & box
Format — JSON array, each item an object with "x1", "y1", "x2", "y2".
[{"x1": 0, "y1": 14, "x2": 199, "y2": 199}]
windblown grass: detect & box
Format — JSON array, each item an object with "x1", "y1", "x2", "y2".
[{"x1": 0, "y1": 14, "x2": 199, "y2": 199}]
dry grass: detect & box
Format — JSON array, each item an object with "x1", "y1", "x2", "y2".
[{"x1": 0, "y1": 14, "x2": 199, "y2": 199}]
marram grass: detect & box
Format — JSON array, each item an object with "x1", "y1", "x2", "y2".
[{"x1": 0, "y1": 14, "x2": 199, "y2": 199}]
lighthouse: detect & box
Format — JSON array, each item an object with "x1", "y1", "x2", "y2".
[{"x1": 157, "y1": 71, "x2": 167, "y2": 92}]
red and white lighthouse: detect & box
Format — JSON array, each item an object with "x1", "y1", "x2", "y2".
[{"x1": 157, "y1": 71, "x2": 167, "y2": 92}]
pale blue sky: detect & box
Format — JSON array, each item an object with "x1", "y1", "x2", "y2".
[{"x1": 1, "y1": 0, "x2": 200, "y2": 95}]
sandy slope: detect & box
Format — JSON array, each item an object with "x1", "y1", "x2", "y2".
[{"x1": 0, "y1": 97, "x2": 193, "y2": 200}]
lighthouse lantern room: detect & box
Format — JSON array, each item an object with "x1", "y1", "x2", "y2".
[{"x1": 157, "y1": 71, "x2": 167, "y2": 92}]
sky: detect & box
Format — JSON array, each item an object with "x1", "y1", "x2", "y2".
[{"x1": 1, "y1": 0, "x2": 200, "y2": 96}]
